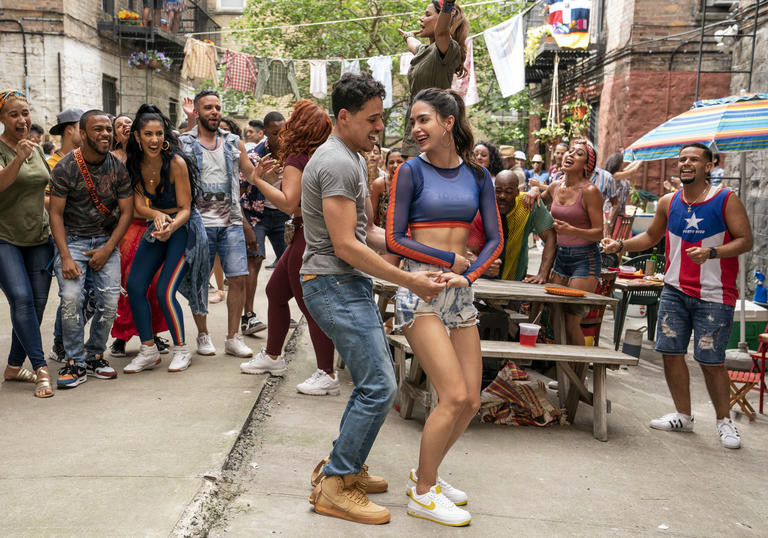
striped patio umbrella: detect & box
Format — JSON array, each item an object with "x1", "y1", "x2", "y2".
[{"x1": 624, "y1": 92, "x2": 768, "y2": 161}]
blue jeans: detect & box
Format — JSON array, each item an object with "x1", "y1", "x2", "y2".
[
  {"x1": 0, "y1": 238, "x2": 54, "y2": 370},
  {"x1": 655, "y1": 285, "x2": 734, "y2": 365},
  {"x1": 205, "y1": 225, "x2": 248, "y2": 278},
  {"x1": 301, "y1": 274, "x2": 397, "y2": 476},
  {"x1": 250, "y1": 207, "x2": 289, "y2": 260},
  {"x1": 54, "y1": 236, "x2": 121, "y2": 367},
  {"x1": 552, "y1": 243, "x2": 601, "y2": 280}
]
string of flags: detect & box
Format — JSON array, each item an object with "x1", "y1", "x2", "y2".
[{"x1": 180, "y1": 1, "x2": 591, "y2": 106}]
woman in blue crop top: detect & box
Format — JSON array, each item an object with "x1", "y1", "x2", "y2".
[
  {"x1": 124, "y1": 105, "x2": 206, "y2": 374},
  {"x1": 386, "y1": 88, "x2": 502, "y2": 524}
]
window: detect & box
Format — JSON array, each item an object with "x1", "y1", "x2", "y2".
[
  {"x1": 102, "y1": 0, "x2": 114, "y2": 13},
  {"x1": 218, "y1": 0, "x2": 245, "y2": 11},
  {"x1": 169, "y1": 99, "x2": 178, "y2": 127},
  {"x1": 102, "y1": 75, "x2": 117, "y2": 116}
]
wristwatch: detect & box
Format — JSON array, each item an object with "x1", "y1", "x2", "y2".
[{"x1": 709, "y1": 246, "x2": 718, "y2": 259}]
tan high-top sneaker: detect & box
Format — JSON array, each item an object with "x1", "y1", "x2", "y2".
[
  {"x1": 308, "y1": 474, "x2": 390, "y2": 525},
  {"x1": 310, "y1": 458, "x2": 388, "y2": 493}
]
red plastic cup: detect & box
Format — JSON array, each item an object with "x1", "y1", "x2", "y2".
[{"x1": 519, "y1": 323, "x2": 541, "y2": 347}]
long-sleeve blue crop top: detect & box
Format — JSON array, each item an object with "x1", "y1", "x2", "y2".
[{"x1": 385, "y1": 155, "x2": 503, "y2": 284}]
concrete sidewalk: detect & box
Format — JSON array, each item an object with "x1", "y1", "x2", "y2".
[
  {"x1": 0, "y1": 263, "x2": 298, "y2": 536},
  {"x1": 209, "y1": 325, "x2": 768, "y2": 537}
]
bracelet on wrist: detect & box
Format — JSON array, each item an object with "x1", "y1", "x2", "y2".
[
  {"x1": 618, "y1": 239, "x2": 624, "y2": 251},
  {"x1": 442, "y1": 0, "x2": 456, "y2": 13}
]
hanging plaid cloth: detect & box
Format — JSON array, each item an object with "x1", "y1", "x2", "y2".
[{"x1": 222, "y1": 49, "x2": 259, "y2": 93}]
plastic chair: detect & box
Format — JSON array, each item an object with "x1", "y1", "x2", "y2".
[
  {"x1": 612, "y1": 213, "x2": 635, "y2": 241},
  {"x1": 745, "y1": 330, "x2": 768, "y2": 415},
  {"x1": 612, "y1": 253, "x2": 664, "y2": 343}
]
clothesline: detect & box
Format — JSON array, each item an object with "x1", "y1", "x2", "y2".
[
  {"x1": 208, "y1": 40, "x2": 415, "y2": 63},
  {"x1": 185, "y1": 0, "x2": 505, "y2": 37}
]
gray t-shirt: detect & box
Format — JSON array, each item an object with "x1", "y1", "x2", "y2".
[{"x1": 301, "y1": 135, "x2": 368, "y2": 276}]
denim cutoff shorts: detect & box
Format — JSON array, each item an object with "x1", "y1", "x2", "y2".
[
  {"x1": 552, "y1": 243, "x2": 601, "y2": 280},
  {"x1": 394, "y1": 260, "x2": 478, "y2": 331},
  {"x1": 654, "y1": 285, "x2": 734, "y2": 365},
  {"x1": 205, "y1": 225, "x2": 249, "y2": 278}
]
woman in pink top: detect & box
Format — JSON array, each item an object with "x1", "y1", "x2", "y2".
[{"x1": 540, "y1": 139, "x2": 604, "y2": 345}]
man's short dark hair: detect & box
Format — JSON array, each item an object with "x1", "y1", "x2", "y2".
[
  {"x1": 263, "y1": 112, "x2": 284, "y2": 128},
  {"x1": 194, "y1": 89, "x2": 220, "y2": 105},
  {"x1": 248, "y1": 119, "x2": 264, "y2": 130},
  {"x1": 42, "y1": 141, "x2": 54, "y2": 154},
  {"x1": 680, "y1": 142, "x2": 713, "y2": 163},
  {"x1": 29, "y1": 123, "x2": 44, "y2": 136},
  {"x1": 79, "y1": 109, "x2": 109, "y2": 130},
  {"x1": 178, "y1": 120, "x2": 188, "y2": 130},
  {"x1": 331, "y1": 73, "x2": 386, "y2": 119}
]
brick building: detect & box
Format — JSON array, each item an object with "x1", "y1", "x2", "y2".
[
  {"x1": 0, "y1": 1, "x2": 220, "y2": 133},
  {"x1": 526, "y1": 0, "x2": 736, "y2": 194}
]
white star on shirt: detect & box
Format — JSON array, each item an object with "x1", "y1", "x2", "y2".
[{"x1": 685, "y1": 212, "x2": 703, "y2": 230}]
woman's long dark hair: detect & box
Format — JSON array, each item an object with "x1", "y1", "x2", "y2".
[
  {"x1": 475, "y1": 141, "x2": 503, "y2": 176},
  {"x1": 112, "y1": 113, "x2": 132, "y2": 151},
  {"x1": 429, "y1": 1, "x2": 469, "y2": 77},
  {"x1": 125, "y1": 104, "x2": 201, "y2": 204},
  {"x1": 412, "y1": 87, "x2": 482, "y2": 180}
]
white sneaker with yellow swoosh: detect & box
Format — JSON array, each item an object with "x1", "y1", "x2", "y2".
[
  {"x1": 406, "y1": 485, "x2": 471, "y2": 526},
  {"x1": 406, "y1": 468, "x2": 468, "y2": 505}
]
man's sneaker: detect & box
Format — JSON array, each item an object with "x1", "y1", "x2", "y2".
[
  {"x1": 289, "y1": 318, "x2": 299, "y2": 329},
  {"x1": 649, "y1": 412, "x2": 694, "y2": 432},
  {"x1": 297, "y1": 369, "x2": 341, "y2": 396},
  {"x1": 86, "y1": 355, "x2": 117, "y2": 380},
  {"x1": 196, "y1": 333, "x2": 216, "y2": 356},
  {"x1": 124, "y1": 344, "x2": 161, "y2": 374},
  {"x1": 168, "y1": 345, "x2": 192, "y2": 372},
  {"x1": 225, "y1": 334, "x2": 253, "y2": 358},
  {"x1": 109, "y1": 339, "x2": 126, "y2": 357},
  {"x1": 154, "y1": 335, "x2": 170, "y2": 355},
  {"x1": 47, "y1": 342, "x2": 65, "y2": 363},
  {"x1": 406, "y1": 469, "x2": 468, "y2": 505},
  {"x1": 57, "y1": 361, "x2": 87, "y2": 389},
  {"x1": 311, "y1": 458, "x2": 388, "y2": 493},
  {"x1": 308, "y1": 475, "x2": 390, "y2": 525},
  {"x1": 240, "y1": 349, "x2": 287, "y2": 376},
  {"x1": 241, "y1": 313, "x2": 267, "y2": 335},
  {"x1": 717, "y1": 417, "x2": 741, "y2": 449},
  {"x1": 406, "y1": 485, "x2": 471, "y2": 526}
]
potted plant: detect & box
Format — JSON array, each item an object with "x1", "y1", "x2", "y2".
[
  {"x1": 562, "y1": 99, "x2": 590, "y2": 137},
  {"x1": 129, "y1": 50, "x2": 172, "y2": 71},
  {"x1": 524, "y1": 25, "x2": 551, "y2": 66},
  {"x1": 532, "y1": 122, "x2": 567, "y2": 146},
  {"x1": 118, "y1": 10, "x2": 141, "y2": 25}
]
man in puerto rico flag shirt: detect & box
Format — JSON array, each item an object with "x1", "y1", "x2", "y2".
[{"x1": 603, "y1": 143, "x2": 753, "y2": 449}]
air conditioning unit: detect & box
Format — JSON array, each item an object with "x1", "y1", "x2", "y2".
[{"x1": 706, "y1": 0, "x2": 737, "y2": 8}]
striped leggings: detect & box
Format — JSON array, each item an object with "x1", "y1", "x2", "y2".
[{"x1": 127, "y1": 227, "x2": 189, "y2": 346}]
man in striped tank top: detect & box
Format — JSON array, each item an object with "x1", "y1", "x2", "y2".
[{"x1": 603, "y1": 143, "x2": 753, "y2": 449}]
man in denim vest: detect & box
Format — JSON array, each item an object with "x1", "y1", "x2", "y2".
[{"x1": 179, "y1": 90, "x2": 257, "y2": 358}]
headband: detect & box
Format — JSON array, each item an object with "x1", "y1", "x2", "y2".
[
  {"x1": 573, "y1": 138, "x2": 597, "y2": 177},
  {"x1": 0, "y1": 89, "x2": 26, "y2": 112}
]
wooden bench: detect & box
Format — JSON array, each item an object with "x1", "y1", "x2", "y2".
[{"x1": 387, "y1": 335, "x2": 638, "y2": 441}]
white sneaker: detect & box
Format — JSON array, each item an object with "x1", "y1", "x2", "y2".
[
  {"x1": 649, "y1": 412, "x2": 694, "y2": 432},
  {"x1": 717, "y1": 418, "x2": 741, "y2": 449},
  {"x1": 406, "y1": 469, "x2": 468, "y2": 505},
  {"x1": 406, "y1": 485, "x2": 471, "y2": 526},
  {"x1": 196, "y1": 333, "x2": 216, "y2": 356},
  {"x1": 240, "y1": 349, "x2": 287, "y2": 376},
  {"x1": 225, "y1": 334, "x2": 253, "y2": 358},
  {"x1": 168, "y1": 345, "x2": 192, "y2": 372},
  {"x1": 123, "y1": 344, "x2": 161, "y2": 374},
  {"x1": 296, "y1": 369, "x2": 340, "y2": 396}
]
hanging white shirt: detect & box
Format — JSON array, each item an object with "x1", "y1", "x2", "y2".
[
  {"x1": 341, "y1": 59, "x2": 360, "y2": 76},
  {"x1": 367, "y1": 56, "x2": 393, "y2": 108},
  {"x1": 309, "y1": 60, "x2": 328, "y2": 99},
  {"x1": 484, "y1": 15, "x2": 525, "y2": 97}
]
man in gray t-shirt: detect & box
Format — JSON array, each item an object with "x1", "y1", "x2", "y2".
[{"x1": 300, "y1": 74, "x2": 443, "y2": 525}]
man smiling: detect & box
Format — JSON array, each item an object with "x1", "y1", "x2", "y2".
[{"x1": 48, "y1": 110, "x2": 134, "y2": 389}]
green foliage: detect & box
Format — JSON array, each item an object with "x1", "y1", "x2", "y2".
[{"x1": 226, "y1": 0, "x2": 532, "y2": 142}]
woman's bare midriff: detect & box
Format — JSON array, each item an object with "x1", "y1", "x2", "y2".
[{"x1": 411, "y1": 226, "x2": 469, "y2": 264}]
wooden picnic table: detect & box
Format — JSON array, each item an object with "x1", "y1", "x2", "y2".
[{"x1": 612, "y1": 278, "x2": 665, "y2": 350}]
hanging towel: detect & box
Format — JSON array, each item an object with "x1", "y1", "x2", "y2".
[
  {"x1": 548, "y1": 0, "x2": 591, "y2": 49},
  {"x1": 222, "y1": 50, "x2": 259, "y2": 93},
  {"x1": 367, "y1": 56, "x2": 393, "y2": 108},
  {"x1": 253, "y1": 57, "x2": 301, "y2": 100},
  {"x1": 309, "y1": 60, "x2": 328, "y2": 99},
  {"x1": 181, "y1": 37, "x2": 219, "y2": 85},
  {"x1": 451, "y1": 38, "x2": 479, "y2": 106},
  {"x1": 399, "y1": 52, "x2": 414, "y2": 75},
  {"x1": 484, "y1": 15, "x2": 525, "y2": 97},
  {"x1": 341, "y1": 59, "x2": 360, "y2": 76}
]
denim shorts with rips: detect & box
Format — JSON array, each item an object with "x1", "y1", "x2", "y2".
[
  {"x1": 654, "y1": 284, "x2": 734, "y2": 365},
  {"x1": 394, "y1": 260, "x2": 478, "y2": 331}
]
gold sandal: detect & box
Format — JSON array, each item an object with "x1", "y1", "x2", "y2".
[
  {"x1": 34, "y1": 367, "x2": 54, "y2": 398},
  {"x1": 4, "y1": 365, "x2": 37, "y2": 383}
]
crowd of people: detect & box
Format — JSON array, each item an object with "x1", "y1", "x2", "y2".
[{"x1": 0, "y1": 0, "x2": 754, "y2": 529}]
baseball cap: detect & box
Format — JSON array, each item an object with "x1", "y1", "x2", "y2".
[{"x1": 50, "y1": 108, "x2": 84, "y2": 135}]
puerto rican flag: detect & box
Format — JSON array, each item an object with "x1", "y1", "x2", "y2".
[{"x1": 664, "y1": 188, "x2": 739, "y2": 306}]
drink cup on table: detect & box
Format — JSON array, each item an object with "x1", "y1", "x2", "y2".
[{"x1": 519, "y1": 323, "x2": 541, "y2": 347}]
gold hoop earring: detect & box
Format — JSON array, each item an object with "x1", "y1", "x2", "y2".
[
  {"x1": 162, "y1": 140, "x2": 170, "y2": 151},
  {"x1": 440, "y1": 129, "x2": 452, "y2": 148},
  {"x1": 137, "y1": 140, "x2": 142, "y2": 151}
]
